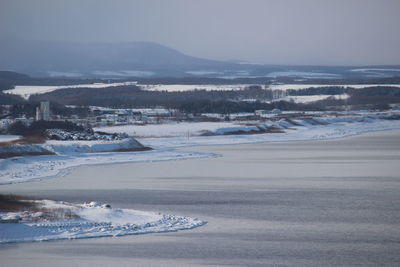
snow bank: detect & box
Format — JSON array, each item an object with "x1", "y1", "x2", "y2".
[
  {"x1": 0, "y1": 137, "x2": 145, "y2": 158},
  {"x1": 350, "y1": 68, "x2": 400, "y2": 72},
  {"x1": 268, "y1": 84, "x2": 400, "y2": 91},
  {"x1": 44, "y1": 129, "x2": 129, "y2": 141},
  {"x1": 0, "y1": 137, "x2": 159, "y2": 184},
  {"x1": 44, "y1": 138, "x2": 145, "y2": 154},
  {"x1": 214, "y1": 126, "x2": 261, "y2": 135},
  {"x1": 272, "y1": 94, "x2": 349, "y2": 104},
  {"x1": 95, "y1": 122, "x2": 240, "y2": 137},
  {"x1": 0, "y1": 200, "x2": 205, "y2": 243}
]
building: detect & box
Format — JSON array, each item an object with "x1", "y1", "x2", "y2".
[
  {"x1": 36, "y1": 101, "x2": 50, "y2": 121},
  {"x1": 255, "y1": 110, "x2": 268, "y2": 116}
]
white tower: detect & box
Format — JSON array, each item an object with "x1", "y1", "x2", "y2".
[{"x1": 36, "y1": 101, "x2": 50, "y2": 121}]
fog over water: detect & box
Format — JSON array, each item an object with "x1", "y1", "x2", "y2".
[{"x1": 1, "y1": 0, "x2": 399, "y2": 66}]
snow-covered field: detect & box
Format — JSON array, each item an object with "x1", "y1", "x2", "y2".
[
  {"x1": 4, "y1": 82, "x2": 137, "y2": 100},
  {"x1": 4, "y1": 83, "x2": 258, "y2": 98},
  {"x1": 139, "y1": 84, "x2": 256, "y2": 92},
  {"x1": 268, "y1": 83, "x2": 400, "y2": 90},
  {"x1": 350, "y1": 68, "x2": 400, "y2": 72},
  {"x1": 272, "y1": 94, "x2": 349, "y2": 103},
  {"x1": 0, "y1": 199, "x2": 205, "y2": 244},
  {"x1": 266, "y1": 71, "x2": 341, "y2": 79},
  {"x1": 5, "y1": 81, "x2": 400, "y2": 100}
]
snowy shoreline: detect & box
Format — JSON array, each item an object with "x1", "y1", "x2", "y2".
[
  {"x1": 0, "y1": 199, "x2": 206, "y2": 244},
  {"x1": 1, "y1": 113, "x2": 400, "y2": 185},
  {"x1": 1, "y1": 114, "x2": 400, "y2": 244}
]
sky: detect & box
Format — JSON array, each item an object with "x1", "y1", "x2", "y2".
[{"x1": 0, "y1": 0, "x2": 399, "y2": 66}]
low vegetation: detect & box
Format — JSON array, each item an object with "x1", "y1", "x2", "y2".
[
  {"x1": 6, "y1": 120, "x2": 87, "y2": 137},
  {"x1": 0, "y1": 194, "x2": 37, "y2": 212},
  {"x1": 0, "y1": 194, "x2": 79, "y2": 223},
  {"x1": 1, "y1": 70, "x2": 400, "y2": 117}
]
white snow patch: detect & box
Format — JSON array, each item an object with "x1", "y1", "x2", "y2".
[
  {"x1": 267, "y1": 71, "x2": 341, "y2": 79},
  {"x1": 0, "y1": 200, "x2": 205, "y2": 243},
  {"x1": 139, "y1": 84, "x2": 257, "y2": 92},
  {"x1": 4, "y1": 82, "x2": 138, "y2": 100},
  {"x1": 0, "y1": 138, "x2": 144, "y2": 157},
  {"x1": 268, "y1": 84, "x2": 400, "y2": 91},
  {"x1": 350, "y1": 68, "x2": 400, "y2": 72},
  {"x1": 43, "y1": 138, "x2": 144, "y2": 154},
  {"x1": 272, "y1": 94, "x2": 349, "y2": 103}
]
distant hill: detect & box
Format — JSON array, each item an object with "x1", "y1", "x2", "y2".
[
  {"x1": 0, "y1": 40, "x2": 235, "y2": 77},
  {"x1": 0, "y1": 71, "x2": 31, "y2": 92},
  {"x1": 0, "y1": 71, "x2": 30, "y2": 81},
  {"x1": 1, "y1": 39, "x2": 399, "y2": 79}
]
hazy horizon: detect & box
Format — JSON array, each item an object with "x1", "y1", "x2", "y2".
[{"x1": 1, "y1": 0, "x2": 400, "y2": 66}]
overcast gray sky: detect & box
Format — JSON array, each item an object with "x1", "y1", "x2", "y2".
[{"x1": 1, "y1": 0, "x2": 399, "y2": 66}]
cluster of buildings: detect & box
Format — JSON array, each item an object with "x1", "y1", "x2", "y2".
[
  {"x1": 1, "y1": 101, "x2": 291, "y2": 132},
  {"x1": 0, "y1": 101, "x2": 178, "y2": 130}
]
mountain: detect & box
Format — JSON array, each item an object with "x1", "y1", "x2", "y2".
[
  {"x1": 0, "y1": 39, "x2": 234, "y2": 77},
  {"x1": 1, "y1": 39, "x2": 400, "y2": 79},
  {"x1": 0, "y1": 71, "x2": 30, "y2": 81}
]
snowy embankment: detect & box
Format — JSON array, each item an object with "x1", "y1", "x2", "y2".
[
  {"x1": 43, "y1": 138, "x2": 145, "y2": 153},
  {"x1": 0, "y1": 140, "x2": 216, "y2": 185},
  {"x1": 0, "y1": 137, "x2": 165, "y2": 184},
  {"x1": 1, "y1": 113, "x2": 400, "y2": 185},
  {"x1": 0, "y1": 137, "x2": 145, "y2": 158},
  {"x1": 95, "y1": 122, "x2": 240, "y2": 138},
  {"x1": 0, "y1": 143, "x2": 54, "y2": 158},
  {"x1": 0, "y1": 199, "x2": 205, "y2": 244}
]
